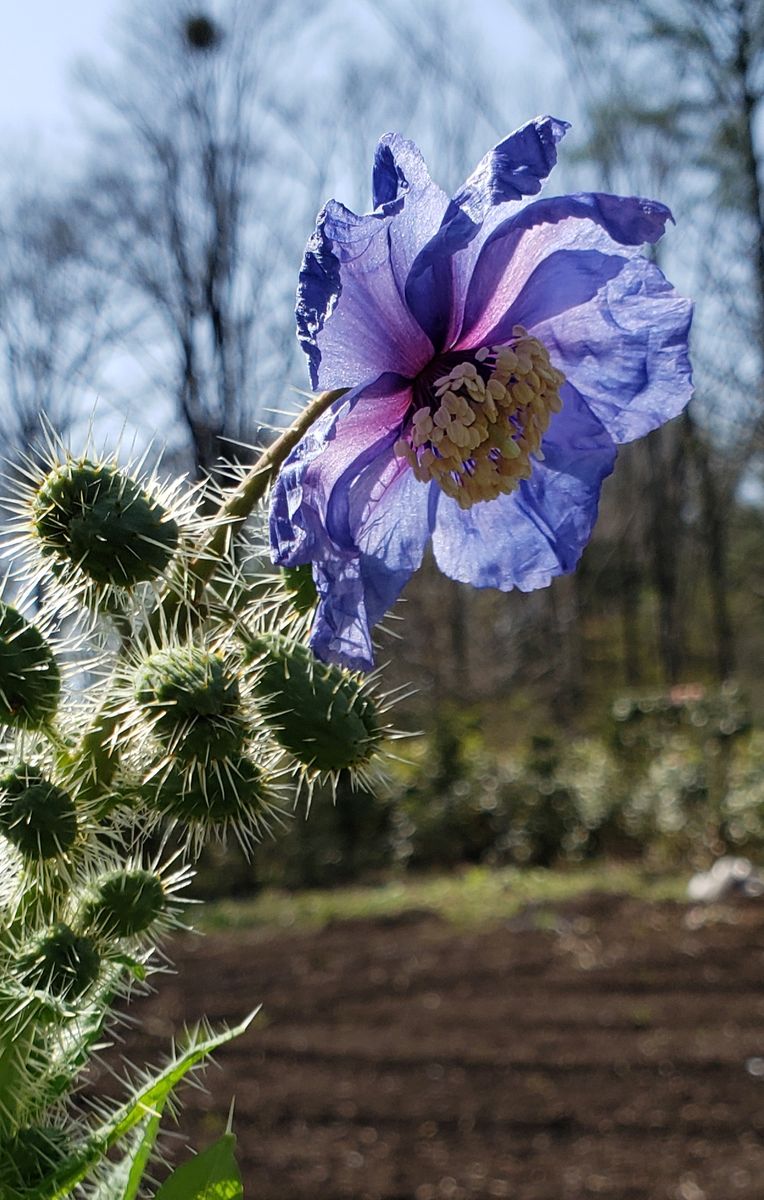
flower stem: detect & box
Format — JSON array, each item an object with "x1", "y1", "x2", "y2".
[{"x1": 192, "y1": 388, "x2": 346, "y2": 590}]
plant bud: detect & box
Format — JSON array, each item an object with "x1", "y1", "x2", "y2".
[
  {"x1": 80, "y1": 868, "x2": 166, "y2": 938},
  {"x1": 32, "y1": 459, "x2": 179, "y2": 587},
  {"x1": 0, "y1": 1126, "x2": 73, "y2": 1191},
  {"x1": 17, "y1": 923, "x2": 100, "y2": 999},
  {"x1": 154, "y1": 755, "x2": 270, "y2": 835},
  {"x1": 0, "y1": 603, "x2": 60, "y2": 728},
  {"x1": 134, "y1": 647, "x2": 246, "y2": 761},
  {"x1": 248, "y1": 634, "x2": 383, "y2": 773},
  {"x1": 0, "y1": 764, "x2": 77, "y2": 860}
]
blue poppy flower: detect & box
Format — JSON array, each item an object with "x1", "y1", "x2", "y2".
[{"x1": 270, "y1": 116, "x2": 692, "y2": 671}]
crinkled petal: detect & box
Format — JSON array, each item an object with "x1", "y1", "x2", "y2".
[
  {"x1": 532, "y1": 256, "x2": 693, "y2": 443},
  {"x1": 309, "y1": 556, "x2": 371, "y2": 672},
  {"x1": 309, "y1": 450, "x2": 433, "y2": 669},
  {"x1": 269, "y1": 433, "x2": 322, "y2": 567},
  {"x1": 328, "y1": 443, "x2": 432, "y2": 567},
  {"x1": 458, "y1": 191, "x2": 673, "y2": 348},
  {"x1": 431, "y1": 382, "x2": 616, "y2": 589},
  {"x1": 488, "y1": 248, "x2": 628, "y2": 344},
  {"x1": 296, "y1": 135, "x2": 448, "y2": 389},
  {"x1": 310, "y1": 552, "x2": 414, "y2": 673},
  {"x1": 372, "y1": 132, "x2": 436, "y2": 209},
  {"x1": 270, "y1": 374, "x2": 413, "y2": 566},
  {"x1": 405, "y1": 116, "x2": 569, "y2": 351}
]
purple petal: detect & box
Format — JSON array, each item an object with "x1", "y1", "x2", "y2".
[
  {"x1": 405, "y1": 116, "x2": 570, "y2": 351},
  {"x1": 459, "y1": 192, "x2": 673, "y2": 349},
  {"x1": 372, "y1": 132, "x2": 437, "y2": 210},
  {"x1": 270, "y1": 374, "x2": 413, "y2": 567},
  {"x1": 310, "y1": 448, "x2": 433, "y2": 669},
  {"x1": 328, "y1": 444, "x2": 432, "y2": 568},
  {"x1": 532, "y1": 256, "x2": 693, "y2": 443},
  {"x1": 300, "y1": 445, "x2": 435, "y2": 671},
  {"x1": 487, "y1": 249, "x2": 627, "y2": 344},
  {"x1": 310, "y1": 552, "x2": 415, "y2": 672},
  {"x1": 296, "y1": 135, "x2": 448, "y2": 390},
  {"x1": 431, "y1": 382, "x2": 616, "y2": 590},
  {"x1": 455, "y1": 117, "x2": 571, "y2": 210},
  {"x1": 309, "y1": 556, "x2": 373, "y2": 672}
]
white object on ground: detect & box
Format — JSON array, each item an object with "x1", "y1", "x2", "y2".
[{"x1": 687, "y1": 856, "x2": 764, "y2": 903}]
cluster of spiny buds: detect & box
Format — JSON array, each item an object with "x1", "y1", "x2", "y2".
[{"x1": 0, "y1": 424, "x2": 392, "y2": 1195}]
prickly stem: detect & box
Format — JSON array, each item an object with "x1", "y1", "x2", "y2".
[{"x1": 188, "y1": 387, "x2": 346, "y2": 594}]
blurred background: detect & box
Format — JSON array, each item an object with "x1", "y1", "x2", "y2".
[{"x1": 5, "y1": 1, "x2": 764, "y2": 1196}]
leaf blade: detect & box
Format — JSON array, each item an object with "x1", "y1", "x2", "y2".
[
  {"x1": 26, "y1": 1010, "x2": 257, "y2": 1200},
  {"x1": 154, "y1": 1133, "x2": 243, "y2": 1200}
]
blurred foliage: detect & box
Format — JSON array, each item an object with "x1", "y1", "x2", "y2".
[
  {"x1": 194, "y1": 684, "x2": 764, "y2": 896},
  {"x1": 202, "y1": 861, "x2": 687, "y2": 932},
  {"x1": 254, "y1": 773, "x2": 392, "y2": 889},
  {"x1": 194, "y1": 774, "x2": 393, "y2": 896}
]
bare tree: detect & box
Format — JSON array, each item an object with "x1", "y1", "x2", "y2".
[
  {"x1": 0, "y1": 179, "x2": 122, "y2": 463},
  {"x1": 73, "y1": 0, "x2": 337, "y2": 476},
  {"x1": 534, "y1": 0, "x2": 764, "y2": 684}
]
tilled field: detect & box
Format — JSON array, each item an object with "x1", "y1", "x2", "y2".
[{"x1": 91, "y1": 893, "x2": 764, "y2": 1199}]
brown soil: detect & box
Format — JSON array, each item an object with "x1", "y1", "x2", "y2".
[{"x1": 91, "y1": 893, "x2": 764, "y2": 1199}]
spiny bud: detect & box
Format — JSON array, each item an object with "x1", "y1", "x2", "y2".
[
  {"x1": 247, "y1": 634, "x2": 383, "y2": 773},
  {"x1": 0, "y1": 1126, "x2": 73, "y2": 1191},
  {"x1": 31, "y1": 459, "x2": 179, "y2": 587},
  {"x1": 79, "y1": 868, "x2": 166, "y2": 939},
  {"x1": 134, "y1": 647, "x2": 246, "y2": 761},
  {"x1": 0, "y1": 604, "x2": 60, "y2": 729},
  {"x1": 17, "y1": 923, "x2": 100, "y2": 999},
  {"x1": 154, "y1": 755, "x2": 271, "y2": 846},
  {"x1": 0, "y1": 764, "x2": 77, "y2": 860}
]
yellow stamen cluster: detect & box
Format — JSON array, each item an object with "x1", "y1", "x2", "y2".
[{"x1": 394, "y1": 327, "x2": 565, "y2": 509}]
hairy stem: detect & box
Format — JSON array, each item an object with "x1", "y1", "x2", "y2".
[{"x1": 191, "y1": 388, "x2": 346, "y2": 592}]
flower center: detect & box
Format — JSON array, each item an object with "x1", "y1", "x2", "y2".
[{"x1": 394, "y1": 327, "x2": 565, "y2": 509}]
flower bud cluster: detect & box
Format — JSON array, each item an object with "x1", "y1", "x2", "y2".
[
  {"x1": 0, "y1": 848, "x2": 183, "y2": 1138},
  {"x1": 0, "y1": 436, "x2": 393, "y2": 1188}
]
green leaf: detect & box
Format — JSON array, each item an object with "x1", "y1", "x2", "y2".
[
  {"x1": 154, "y1": 1133, "x2": 243, "y2": 1200},
  {"x1": 25, "y1": 1011, "x2": 257, "y2": 1200},
  {"x1": 84, "y1": 1115, "x2": 163, "y2": 1200},
  {"x1": 119, "y1": 1110, "x2": 165, "y2": 1200}
]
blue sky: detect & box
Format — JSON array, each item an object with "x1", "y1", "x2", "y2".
[
  {"x1": 0, "y1": 1, "x2": 570, "y2": 147},
  {"x1": 0, "y1": 0, "x2": 574, "y2": 450},
  {"x1": 0, "y1": 1, "x2": 115, "y2": 143}
]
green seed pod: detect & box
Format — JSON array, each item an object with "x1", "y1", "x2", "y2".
[
  {"x1": 281, "y1": 564, "x2": 317, "y2": 615},
  {"x1": 135, "y1": 647, "x2": 246, "y2": 761},
  {"x1": 32, "y1": 459, "x2": 179, "y2": 587},
  {"x1": 0, "y1": 1126, "x2": 73, "y2": 1191},
  {"x1": 248, "y1": 634, "x2": 383, "y2": 773},
  {"x1": 0, "y1": 603, "x2": 60, "y2": 728},
  {"x1": 17, "y1": 923, "x2": 100, "y2": 999},
  {"x1": 155, "y1": 755, "x2": 268, "y2": 827},
  {"x1": 79, "y1": 868, "x2": 166, "y2": 938},
  {"x1": 0, "y1": 764, "x2": 77, "y2": 860}
]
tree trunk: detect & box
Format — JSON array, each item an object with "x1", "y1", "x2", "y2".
[{"x1": 683, "y1": 410, "x2": 735, "y2": 681}]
